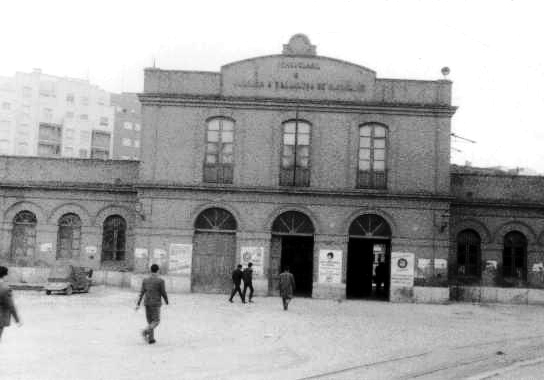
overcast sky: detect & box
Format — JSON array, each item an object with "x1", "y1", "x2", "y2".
[{"x1": 1, "y1": 0, "x2": 544, "y2": 173}]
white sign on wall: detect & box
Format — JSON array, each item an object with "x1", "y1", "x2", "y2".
[
  {"x1": 85, "y1": 246, "x2": 97, "y2": 255},
  {"x1": 169, "y1": 244, "x2": 192, "y2": 275},
  {"x1": 135, "y1": 248, "x2": 148, "y2": 259},
  {"x1": 240, "y1": 246, "x2": 264, "y2": 276},
  {"x1": 150, "y1": 248, "x2": 167, "y2": 268},
  {"x1": 318, "y1": 250, "x2": 342, "y2": 284},
  {"x1": 40, "y1": 243, "x2": 53, "y2": 252},
  {"x1": 391, "y1": 252, "x2": 415, "y2": 288}
]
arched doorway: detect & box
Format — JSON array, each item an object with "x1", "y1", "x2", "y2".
[
  {"x1": 10, "y1": 210, "x2": 37, "y2": 264},
  {"x1": 270, "y1": 211, "x2": 315, "y2": 297},
  {"x1": 192, "y1": 208, "x2": 237, "y2": 293},
  {"x1": 56, "y1": 213, "x2": 82, "y2": 260},
  {"x1": 101, "y1": 215, "x2": 127, "y2": 264},
  {"x1": 347, "y1": 214, "x2": 392, "y2": 299},
  {"x1": 503, "y1": 231, "x2": 527, "y2": 281}
]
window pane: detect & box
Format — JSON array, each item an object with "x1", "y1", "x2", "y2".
[
  {"x1": 359, "y1": 160, "x2": 370, "y2": 170},
  {"x1": 282, "y1": 156, "x2": 294, "y2": 167},
  {"x1": 207, "y1": 130, "x2": 219, "y2": 142},
  {"x1": 221, "y1": 120, "x2": 234, "y2": 131},
  {"x1": 297, "y1": 133, "x2": 310, "y2": 145},
  {"x1": 221, "y1": 154, "x2": 233, "y2": 163},
  {"x1": 374, "y1": 160, "x2": 385, "y2": 171},
  {"x1": 374, "y1": 126, "x2": 386, "y2": 138},
  {"x1": 221, "y1": 130, "x2": 233, "y2": 142},
  {"x1": 283, "y1": 145, "x2": 294, "y2": 157},
  {"x1": 283, "y1": 133, "x2": 295, "y2": 145},
  {"x1": 297, "y1": 123, "x2": 310, "y2": 134},
  {"x1": 359, "y1": 149, "x2": 370, "y2": 160},
  {"x1": 375, "y1": 149, "x2": 385, "y2": 160},
  {"x1": 206, "y1": 154, "x2": 217, "y2": 164},
  {"x1": 208, "y1": 120, "x2": 220, "y2": 130},
  {"x1": 297, "y1": 157, "x2": 309, "y2": 167},
  {"x1": 222, "y1": 143, "x2": 233, "y2": 154},
  {"x1": 297, "y1": 146, "x2": 309, "y2": 158},
  {"x1": 374, "y1": 138, "x2": 385, "y2": 149},
  {"x1": 360, "y1": 126, "x2": 371, "y2": 137},
  {"x1": 284, "y1": 122, "x2": 296, "y2": 134},
  {"x1": 207, "y1": 143, "x2": 218, "y2": 153},
  {"x1": 359, "y1": 137, "x2": 370, "y2": 148}
]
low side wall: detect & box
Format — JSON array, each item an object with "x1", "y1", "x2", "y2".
[{"x1": 450, "y1": 286, "x2": 544, "y2": 305}]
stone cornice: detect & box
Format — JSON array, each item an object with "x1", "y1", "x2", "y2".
[
  {"x1": 451, "y1": 198, "x2": 543, "y2": 210},
  {"x1": 138, "y1": 93, "x2": 457, "y2": 117},
  {"x1": 0, "y1": 181, "x2": 137, "y2": 194}
]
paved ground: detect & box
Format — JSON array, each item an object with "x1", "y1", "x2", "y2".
[{"x1": 0, "y1": 286, "x2": 543, "y2": 379}]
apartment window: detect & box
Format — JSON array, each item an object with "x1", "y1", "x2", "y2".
[
  {"x1": 80, "y1": 130, "x2": 91, "y2": 144},
  {"x1": 203, "y1": 117, "x2": 234, "y2": 183},
  {"x1": 80, "y1": 114, "x2": 88, "y2": 120},
  {"x1": 2, "y1": 102, "x2": 10, "y2": 110},
  {"x1": 357, "y1": 123, "x2": 387, "y2": 189},
  {"x1": 81, "y1": 97, "x2": 89, "y2": 106},
  {"x1": 79, "y1": 149, "x2": 88, "y2": 158},
  {"x1": 42, "y1": 108, "x2": 53, "y2": 122},
  {"x1": 66, "y1": 94, "x2": 75, "y2": 103},
  {"x1": 23, "y1": 86, "x2": 32, "y2": 98},
  {"x1": 280, "y1": 120, "x2": 311, "y2": 187},
  {"x1": 122, "y1": 138, "x2": 132, "y2": 147},
  {"x1": 91, "y1": 130, "x2": 111, "y2": 159},
  {"x1": 56, "y1": 213, "x2": 81, "y2": 259},
  {"x1": 100, "y1": 117, "x2": 109, "y2": 126},
  {"x1": 123, "y1": 121, "x2": 132, "y2": 130},
  {"x1": 66, "y1": 111, "x2": 74, "y2": 119},
  {"x1": 503, "y1": 231, "x2": 527, "y2": 281},
  {"x1": 38, "y1": 123, "x2": 62, "y2": 157},
  {"x1": 134, "y1": 139, "x2": 140, "y2": 148},
  {"x1": 65, "y1": 128, "x2": 75, "y2": 140},
  {"x1": 456, "y1": 230, "x2": 481, "y2": 277},
  {"x1": 134, "y1": 123, "x2": 141, "y2": 131}
]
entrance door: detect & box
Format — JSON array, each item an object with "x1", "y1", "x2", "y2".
[
  {"x1": 269, "y1": 211, "x2": 315, "y2": 297},
  {"x1": 192, "y1": 232, "x2": 236, "y2": 293},
  {"x1": 346, "y1": 214, "x2": 392, "y2": 300},
  {"x1": 192, "y1": 208, "x2": 238, "y2": 294}
]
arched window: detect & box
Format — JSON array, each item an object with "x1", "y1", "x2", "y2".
[
  {"x1": 101, "y1": 215, "x2": 127, "y2": 262},
  {"x1": 203, "y1": 118, "x2": 234, "y2": 184},
  {"x1": 280, "y1": 120, "x2": 311, "y2": 187},
  {"x1": 57, "y1": 213, "x2": 81, "y2": 259},
  {"x1": 358, "y1": 123, "x2": 387, "y2": 189},
  {"x1": 10, "y1": 211, "x2": 37, "y2": 261},
  {"x1": 503, "y1": 231, "x2": 527, "y2": 280},
  {"x1": 272, "y1": 211, "x2": 314, "y2": 235},
  {"x1": 456, "y1": 230, "x2": 481, "y2": 276},
  {"x1": 349, "y1": 214, "x2": 391, "y2": 238},
  {"x1": 195, "y1": 208, "x2": 237, "y2": 232}
]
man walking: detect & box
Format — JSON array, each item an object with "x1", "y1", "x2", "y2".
[
  {"x1": 136, "y1": 264, "x2": 168, "y2": 344},
  {"x1": 279, "y1": 266, "x2": 296, "y2": 311},
  {"x1": 228, "y1": 264, "x2": 245, "y2": 303},
  {"x1": 0, "y1": 266, "x2": 22, "y2": 341},
  {"x1": 242, "y1": 262, "x2": 254, "y2": 303}
]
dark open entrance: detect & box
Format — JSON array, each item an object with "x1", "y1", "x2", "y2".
[
  {"x1": 269, "y1": 211, "x2": 315, "y2": 297},
  {"x1": 346, "y1": 214, "x2": 392, "y2": 300}
]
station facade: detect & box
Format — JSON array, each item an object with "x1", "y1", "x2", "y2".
[{"x1": 0, "y1": 35, "x2": 542, "y2": 300}]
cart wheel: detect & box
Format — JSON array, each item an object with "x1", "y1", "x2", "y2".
[
  {"x1": 45, "y1": 290, "x2": 51, "y2": 295},
  {"x1": 66, "y1": 286, "x2": 73, "y2": 295}
]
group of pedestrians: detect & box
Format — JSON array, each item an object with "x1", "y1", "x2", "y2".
[{"x1": 228, "y1": 262, "x2": 254, "y2": 303}]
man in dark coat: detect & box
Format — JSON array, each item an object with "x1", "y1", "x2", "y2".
[
  {"x1": 279, "y1": 266, "x2": 296, "y2": 310},
  {"x1": 0, "y1": 266, "x2": 22, "y2": 341},
  {"x1": 374, "y1": 261, "x2": 388, "y2": 296},
  {"x1": 228, "y1": 264, "x2": 245, "y2": 303},
  {"x1": 242, "y1": 262, "x2": 254, "y2": 303},
  {"x1": 136, "y1": 264, "x2": 169, "y2": 344}
]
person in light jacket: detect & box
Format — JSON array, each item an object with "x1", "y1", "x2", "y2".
[
  {"x1": 0, "y1": 266, "x2": 22, "y2": 341},
  {"x1": 279, "y1": 266, "x2": 296, "y2": 311}
]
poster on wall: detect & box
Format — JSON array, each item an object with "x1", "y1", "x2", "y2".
[
  {"x1": 40, "y1": 243, "x2": 53, "y2": 252},
  {"x1": 240, "y1": 247, "x2": 264, "y2": 276},
  {"x1": 150, "y1": 248, "x2": 168, "y2": 269},
  {"x1": 168, "y1": 244, "x2": 192, "y2": 275},
  {"x1": 416, "y1": 258, "x2": 432, "y2": 278},
  {"x1": 318, "y1": 250, "x2": 342, "y2": 284},
  {"x1": 390, "y1": 252, "x2": 415, "y2": 288},
  {"x1": 135, "y1": 248, "x2": 148, "y2": 260}
]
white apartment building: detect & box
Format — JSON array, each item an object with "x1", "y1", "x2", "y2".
[{"x1": 0, "y1": 69, "x2": 114, "y2": 159}]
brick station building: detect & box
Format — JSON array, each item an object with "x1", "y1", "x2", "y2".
[{"x1": 0, "y1": 35, "x2": 543, "y2": 302}]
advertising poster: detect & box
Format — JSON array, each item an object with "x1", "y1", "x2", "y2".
[
  {"x1": 169, "y1": 244, "x2": 192, "y2": 275},
  {"x1": 416, "y1": 258, "x2": 432, "y2": 278},
  {"x1": 240, "y1": 246, "x2": 264, "y2": 276},
  {"x1": 150, "y1": 248, "x2": 168, "y2": 269},
  {"x1": 40, "y1": 243, "x2": 53, "y2": 252},
  {"x1": 318, "y1": 250, "x2": 342, "y2": 284},
  {"x1": 390, "y1": 252, "x2": 415, "y2": 288}
]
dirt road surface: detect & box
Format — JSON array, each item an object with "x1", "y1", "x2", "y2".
[{"x1": 0, "y1": 287, "x2": 543, "y2": 379}]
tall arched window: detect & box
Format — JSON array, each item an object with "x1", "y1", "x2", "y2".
[
  {"x1": 280, "y1": 120, "x2": 311, "y2": 187},
  {"x1": 456, "y1": 230, "x2": 481, "y2": 276},
  {"x1": 503, "y1": 231, "x2": 527, "y2": 280},
  {"x1": 203, "y1": 118, "x2": 234, "y2": 184},
  {"x1": 101, "y1": 215, "x2": 127, "y2": 262},
  {"x1": 10, "y1": 211, "x2": 37, "y2": 262},
  {"x1": 358, "y1": 123, "x2": 387, "y2": 189},
  {"x1": 57, "y1": 213, "x2": 81, "y2": 259}
]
